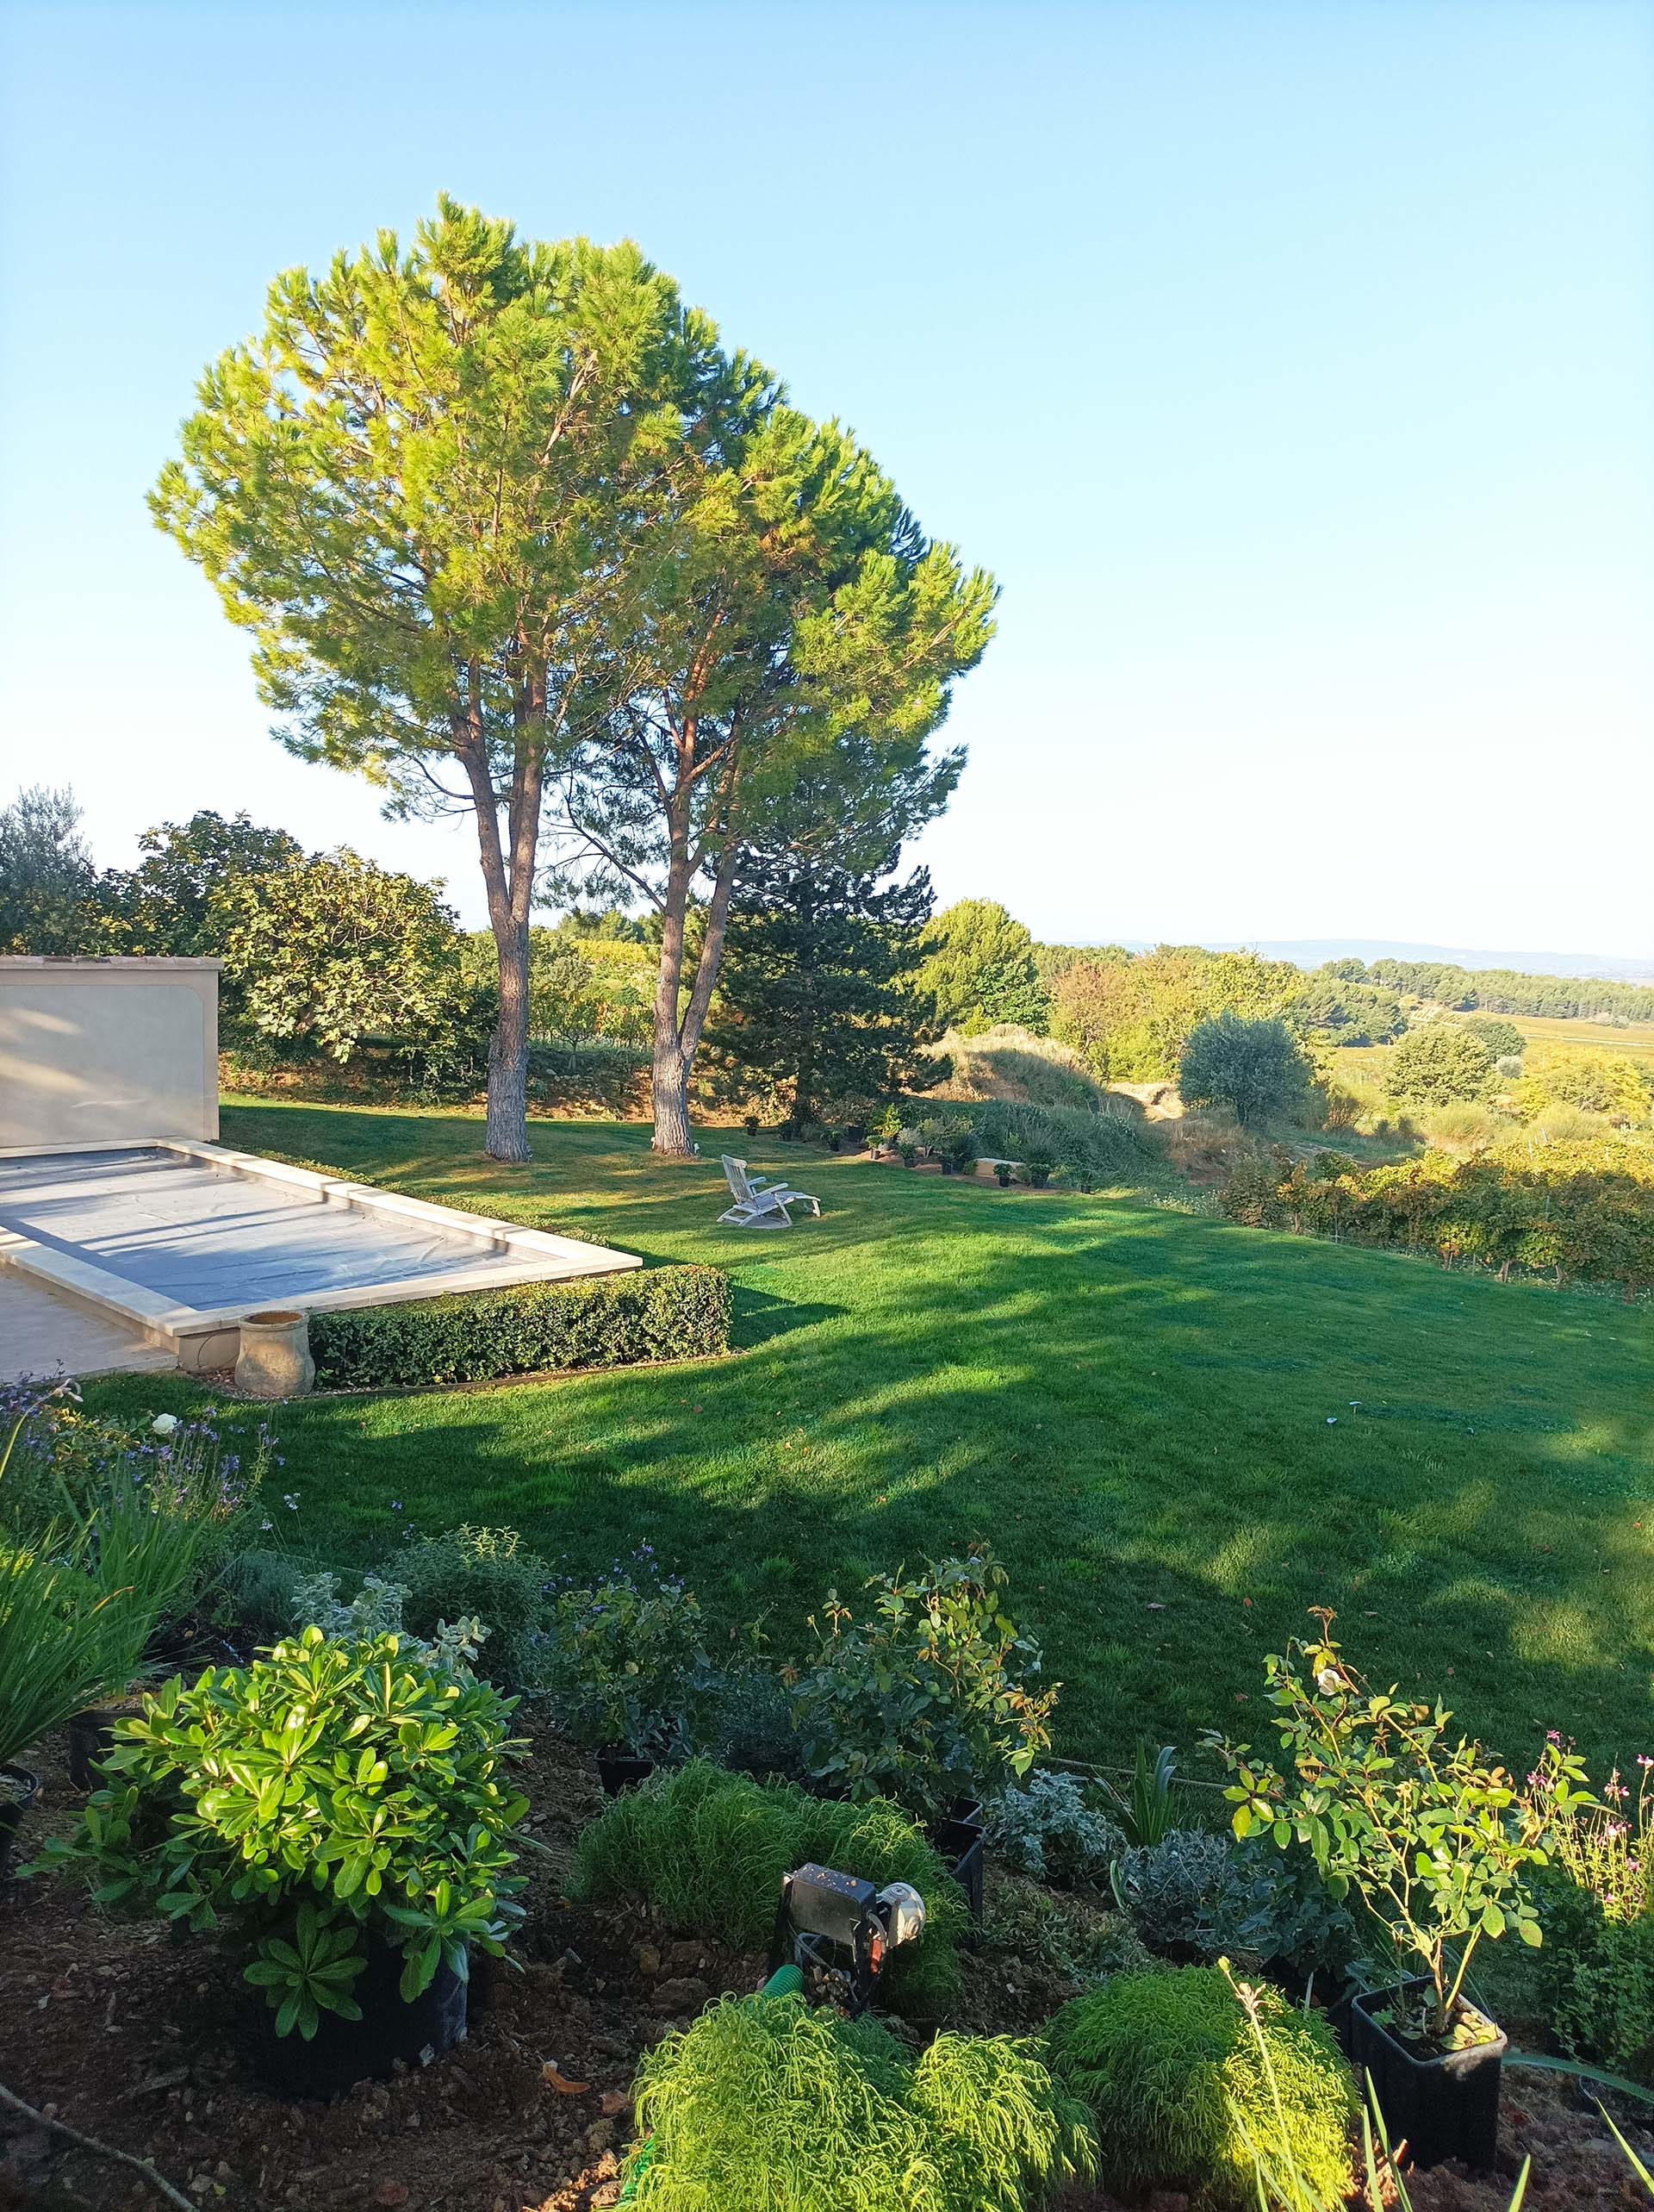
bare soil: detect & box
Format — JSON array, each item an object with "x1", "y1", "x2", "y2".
[{"x1": 1, "y1": 1723, "x2": 1649, "y2": 2212}]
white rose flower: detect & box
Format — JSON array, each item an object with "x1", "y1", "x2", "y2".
[{"x1": 151, "y1": 1413, "x2": 180, "y2": 1437}]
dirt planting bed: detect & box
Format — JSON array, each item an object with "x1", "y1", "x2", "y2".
[{"x1": 0, "y1": 1720, "x2": 1649, "y2": 2212}]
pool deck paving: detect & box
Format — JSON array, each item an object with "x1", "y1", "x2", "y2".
[{"x1": 0, "y1": 1268, "x2": 177, "y2": 1385}]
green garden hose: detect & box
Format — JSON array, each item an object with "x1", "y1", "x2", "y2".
[{"x1": 615, "y1": 1963, "x2": 805, "y2": 2203}]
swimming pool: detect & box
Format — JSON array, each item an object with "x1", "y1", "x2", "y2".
[{"x1": 0, "y1": 1140, "x2": 640, "y2": 1373}]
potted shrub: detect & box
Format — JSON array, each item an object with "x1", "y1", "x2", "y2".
[
  {"x1": 1209, "y1": 1611, "x2": 1546, "y2": 2170},
  {"x1": 897, "y1": 1139, "x2": 920, "y2": 1168},
  {"x1": 936, "y1": 1119, "x2": 977, "y2": 1177},
  {"x1": 47, "y1": 1626, "x2": 526, "y2": 2098},
  {"x1": 544, "y1": 1548, "x2": 712, "y2": 1792},
  {"x1": 1023, "y1": 1152, "x2": 1055, "y2": 1189},
  {"x1": 788, "y1": 1546, "x2": 1058, "y2": 1925},
  {"x1": 867, "y1": 1104, "x2": 905, "y2": 1158},
  {"x1": 994, "y1": 1161, "x2": 1014, "y2": 1187}
]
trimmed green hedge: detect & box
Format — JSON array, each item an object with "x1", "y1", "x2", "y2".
[{"x1": 308, "y1": 1264, "x2": 732, "y2": 1390}]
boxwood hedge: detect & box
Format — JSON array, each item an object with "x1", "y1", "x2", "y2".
[{"x1": 308, "y1": 1263, "x2": 731, "y2": 1390}]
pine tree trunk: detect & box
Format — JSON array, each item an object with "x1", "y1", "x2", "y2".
[
  {"x1": 457, "y1": 695, "x2": 541, "y2": 1168},
  {"x1": 486, "y1": 916, "x2": 532, "y2": 1163},
  {"x1": 651, "y1": 1042, "x2": 694, "y2": 1157},
  {"x1": 648, "y1": 761, "x2": 741, "y2": 1158}
]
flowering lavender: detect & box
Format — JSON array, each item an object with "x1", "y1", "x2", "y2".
[{"x1": 1, "y1": 1375, "x2": 283, "y2": 1564}]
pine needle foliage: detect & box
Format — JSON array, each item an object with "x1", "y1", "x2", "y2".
[
  {"x1": 1046, "y1": 1966, "x2": 1355, "y2": 2207},
  {"x1": 625, "y1": 1992, "x2": 1096, "y2": 2211},
  {"x1": 567, "y1": 1759, "x2": 967, "y2": 2015}
]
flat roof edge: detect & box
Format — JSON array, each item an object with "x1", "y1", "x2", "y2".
[{"x1": 0, "y1": 956, "x2": 224, "y2": 971}]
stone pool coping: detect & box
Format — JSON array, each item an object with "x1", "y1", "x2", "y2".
[{"x1": 0, "y1": 1138, "x2": 642, "y2": 1373}]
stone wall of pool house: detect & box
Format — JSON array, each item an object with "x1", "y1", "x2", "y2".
[{"x1": 0, "y1": 956, "x2": 221, "y2": 1151}]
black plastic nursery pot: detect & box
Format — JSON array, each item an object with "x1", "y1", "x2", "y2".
[
  {"x1": 1348, "y1": 1980, "x2": 1507, "y2": 2172},
  {"x1": 247, "y1": 1939, "x2": 469, "y2": 2102},
  {"x1": 596, "y1": 1747, "x2": 656, "y2": 1798},
  {"x1": 0, "y1": 1766, "x2": 39, "y2": 1879},
  {"x1": 66, "y1": 1699, "x2": 146, "y2": 1792},
  {"x1": 931, "y1": 1799, "x2": 985, "y2": 1932}
]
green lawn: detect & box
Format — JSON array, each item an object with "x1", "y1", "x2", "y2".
[{"x1": 90, "y1": 1100, "x2": 1653, "y2": 1778}]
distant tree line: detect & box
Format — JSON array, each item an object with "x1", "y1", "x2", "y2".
[{"x1": 1334, "y1": 958, "x2": 1654, "y2": 1025}]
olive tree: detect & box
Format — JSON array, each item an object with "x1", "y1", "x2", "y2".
[{"x1": 1178, "y1": 1013, "x2": 1309, "y2": 1125}]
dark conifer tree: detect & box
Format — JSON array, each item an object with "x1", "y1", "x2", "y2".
[{"x1": 705, "y1": 847, "x2": 939, "y2": 1129}]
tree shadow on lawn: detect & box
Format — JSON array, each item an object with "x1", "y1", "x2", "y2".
[
  {"x1": 268, "y1": 1386, "x2": 1647, "y2": 1786},
  {"x1": 730, "y1": 1286, "x2": 845, "y2": 1347},
  {"x1": 244, "y1": 1231, "x2": 1651, "y2": 1779}
]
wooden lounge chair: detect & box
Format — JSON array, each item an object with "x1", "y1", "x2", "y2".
[{"x1": 718, "y1": 1155, "x2": 821, "y2": 1227}]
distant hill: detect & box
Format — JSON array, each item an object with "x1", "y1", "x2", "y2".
[{"x1": 1060, "y1": 938, "x2": 1654, "y2": 988}]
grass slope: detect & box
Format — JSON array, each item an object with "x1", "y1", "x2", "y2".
[{"x1": 90, "y1": 1101, "x2": 1653, "y2": 1774}]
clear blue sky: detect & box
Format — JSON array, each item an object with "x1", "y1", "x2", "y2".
[{"x1": 2, "y1": 0, "x2": 1650, "y2": 954}]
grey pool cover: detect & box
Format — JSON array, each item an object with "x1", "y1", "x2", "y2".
[{"x1": 0, "y1": 1148, "x2": 535, "y2": 1309}]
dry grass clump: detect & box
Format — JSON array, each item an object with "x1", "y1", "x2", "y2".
[
  {"x1": 1155, "y1": 1108, "x2": 1276, "y2": 1187},
  {"x1": 930, "y1": 1026, "x2": 1112, "y2": 1113}
]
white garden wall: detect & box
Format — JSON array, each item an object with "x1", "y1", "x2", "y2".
[{"x1": 0, "y1": 958, "x2": 220, "y2": 1151}]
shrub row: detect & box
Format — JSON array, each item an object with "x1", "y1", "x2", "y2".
[
  {"x1": 1222, "y1": 1137, "x2": 1654, "y2": 1294},
  {"x1": 308, "y1": 1263, "x2": 732, "y2": 1389}
]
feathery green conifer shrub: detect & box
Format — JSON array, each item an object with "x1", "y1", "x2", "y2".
[
  {"x1": 567, "y1": 1760, "x2": 967, "y2": 2016},
  {"x1": 1046, "y1": 1966, "x2": 1355, "y2": 2206},
  {"x1": 624, "y1": 1992, "x2": 1095, "y2": 2211}
]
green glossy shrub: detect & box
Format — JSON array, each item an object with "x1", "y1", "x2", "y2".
[
  {"x1": 51, "y1": 1629, "x2": 527, "y2": 2039},
  {"x1": 308, "y1": 1263, "x2": 731, "y2": 1389},
  {"x1": 1047, "y1": 1966, "x2": 1356, "y2": 2205},
  {"x1": 568, "y1": 1759, "x2": 967, "y2": 2016},
  {"x1": 625, "y1": 1992, "x2": 1095, "y2": 2211}
]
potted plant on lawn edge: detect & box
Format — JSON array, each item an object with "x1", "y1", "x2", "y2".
[{"x1": 1209, "y1": 1610, "x2": 1547, "y2": 2171}]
